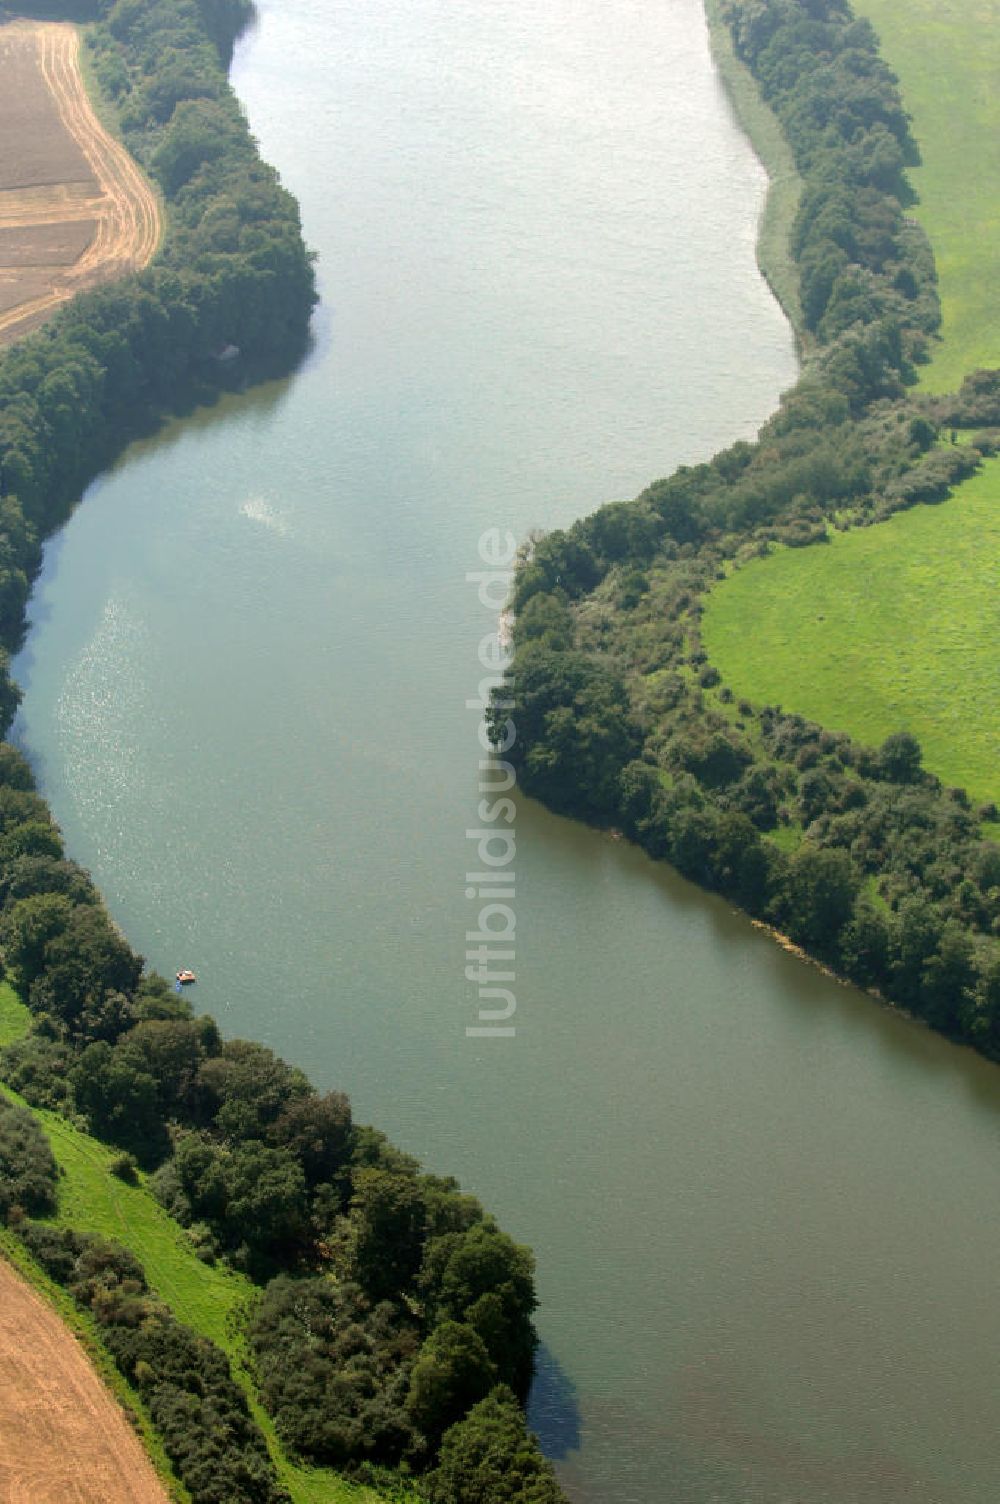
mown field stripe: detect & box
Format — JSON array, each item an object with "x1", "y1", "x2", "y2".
[{"x1": 0, "y1": 980, "x2": 413, "y2": 1504}]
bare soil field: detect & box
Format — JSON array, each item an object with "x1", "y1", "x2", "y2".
[
  {"x1": 0, "y1": 21, "x2": 160, "y2": 345},
  {"x1": 0, "y1": 1256, "x2": 169, "y2": 1504}
]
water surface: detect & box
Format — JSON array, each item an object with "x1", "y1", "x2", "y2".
[{"x1": 16, "y1": 3, "x2": 1000, "y2": 1501}]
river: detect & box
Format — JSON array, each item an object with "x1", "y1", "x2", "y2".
[{"x1": 13, "y1": 2, "x2": 1000, "y2": 1501}]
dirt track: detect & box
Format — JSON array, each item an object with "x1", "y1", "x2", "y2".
[
  {"x1": 0, "y1": 21, "x2": 161, "y2": 345},
  {"x1": 0, "y1": 1256, "x2": 169, "y2": 1503}
]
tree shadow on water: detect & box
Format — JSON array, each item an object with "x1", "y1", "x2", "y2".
[{"x1": 528, "y1": 1343, "x2": 582, "y2": 1461}]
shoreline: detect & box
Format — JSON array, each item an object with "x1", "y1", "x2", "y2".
[{"x1": 702, "y1": 0, "x2": 807, "y2": 349}]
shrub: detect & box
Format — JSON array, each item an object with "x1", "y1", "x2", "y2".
[{"x1": 0, "y1": 1094, "x2": 58, "y2": 1220}]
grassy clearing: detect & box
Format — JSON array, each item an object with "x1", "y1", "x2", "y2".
[
  {"x1": 10, "y1": 1089, "x2": 406, "y2": 1504},
  {"x1": 0, "y1": 980, "x2": 30, "y2": 1046},
  {"x1": 49, "y1": 1111, "x2": 406, "y2": 1504},
  {"x1": 0, "y1": 998, "x2": 409, "y2": 1504},
  {"x1": 703, "y1": 0, "x2": 805, "y2": 340},
  {"x1": 703, "y1": 457, "x2": 1000, "y2": 807},
  {"x1": 0, "y1": 986, "x2": 404, "y2": 1500},
  {"x1": 850, "y1": 0, "x2": 1000, "y2": 391}
]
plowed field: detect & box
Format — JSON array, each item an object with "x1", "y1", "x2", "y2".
[
  {"x1": 0, "y1": 1256, "x2": 169, "y2": 1503},
  {"x1": 0, "y1": 21, "x2": 160, "y2": 345}
]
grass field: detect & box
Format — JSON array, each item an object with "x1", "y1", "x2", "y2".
[
  {"x1": 701, "y1": 2, "x2": 1000, "y2": 803},
  {"x1": 703, "y1": 458, "x2": 1000, "y2": 807},
  {"x1": 0, "y1": 982, "x2": 29, "y2": 1047},
  {"x1": 0, "y1": 996, "x2": 408, "y2": 1504},
  {"x1": 851, "y1": 0, "x2": 1000, "y2": 391}
]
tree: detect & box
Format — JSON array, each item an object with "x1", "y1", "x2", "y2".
[
  {"x1": 968, "y1": 951, "x2": 1000, "y2": 1055},
  {"x1": 150, "y1": 97, "x2": 250, "y2": 195},
  {"x1": 427, "y1": 1386, "x2": 566, "y2": 1503},
  {"x1": 920, "y1": 921, "x2": 976, "y2": 1033},
  {"x1": 488, "y1": 647, "x2": 640, "y2": 821},
  {"x1": 223, "y1": 1141, "x2": 309, "y2": 1265},
  {"x1": 878, "y1": 731, "x2": 923, "y2": 784},
  {"x1": 839, "y1": 896, "x2": 893, "y2": 990},
  {"x1": 345, "y1": 1168, "x2": 427, "y2": 1302},
  {"x1": 196, "y1": 1038, "x2": 310, "y2": 1141},
  {"x1": 266, "y1": 1089, "x2": 352, "y2": 1188},
  {"x1": 892, "y1": 897, "x2": 945, "y2": 1008},
  {"x1": 778, "y1": 844, "x2": 861, "y2": 954},
  {"x1": 117, "y1": 1017, "x2": 219, "y2": 1121},
  {"x1": 27, "y1": 904, "x2": 143, "y2": 1040},
  {"x1": 712, "y1": 811, "x2": 770, "y2": 910},
  {"x1": 70, "y1": 1041, "x2": 167, "y2": 1164},
  {"x1": 0, "y1": 1096, "x2": 58, "y2": 1219},
  {"x1": 422, "y1": 1223, "x2": 537, "y2": 1398},
  {"x1": 407, "y1": 1321, "x2": 496, "y2": 1447}
]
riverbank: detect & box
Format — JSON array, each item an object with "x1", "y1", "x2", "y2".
[
  {"x1": 703, "y1": 0, "x2": 805, "y2": 343},
  {"x1": 699, "y1": 0, "x2": 1000, "y2": 804},
  {"x1": 0, "y1": 4, "x2": 560, "y2": 1502},
  {"x1": 493, "y1": 0, "x2": 999, "y2": 1065}
]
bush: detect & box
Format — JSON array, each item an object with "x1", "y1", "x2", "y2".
[
  {"x1": 19, "y1": 1222, "x2": 286, "y2": 1504},
  {"x1": 426, "y1": 1387, "x2": 564, "y2": 1503},
  {"x1": 0, "y1": 1094, "x2": 58, "y2": 1220},
  {"x1": 249, "y1": 1276, "x2": 421, "y2": 1468}
]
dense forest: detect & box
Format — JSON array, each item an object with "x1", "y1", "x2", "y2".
[
  {"x1": 489, "y1": 0, "x2": 1000, "y2": 1051},
  {"x1": 0, "y1": 2, "x2": 565, "y2": 1500}
]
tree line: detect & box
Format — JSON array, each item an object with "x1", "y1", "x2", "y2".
[
  {"x1": 489, "y1": 0, "x2": 1000, "y2": 1053},
  {"x1": 0, "y1": 1, "x2": 564, "y2": 1499},
  {"x1": 0, "y1": 736, "x2": 562, "y2": 1498}
]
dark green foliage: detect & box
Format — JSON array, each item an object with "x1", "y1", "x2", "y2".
[
  {"x1": 153, "y1": 1130, "x2": 309, "y2": 1275},
  {"x1": 2, "y1": 892, "x2": 142, "y2": 1042},
  {"x1": 406, "y1": 1321, "x2": 496, "y2": 1449},
  {"x1": 933, "y1": 369, "x2": 1000, "y2": 427},
  {"x1": 218, "y1": 1141, "x2": 309, "y2": 1268},
  {"x1": 425, "y1": 1387, "x2": 564, "y2": 1504},
  {"x1": 776, "y1": 844, "x2": 862, "y2": 954},
  {"x1": 489, "y1": 0, "x2": 1000, "y2": 1063},
  {"x1": 249, "y1": 1276, "x2": 421, "y2": 1468},
  {"x1": 0, "y1": 2, "x2": 551, "y2": 1495},
  {"x1": 343, "y1": 1167, "x2": 428, "y2": 1303},
  {"x1": 0, "y1": 1093, "x2": 58, "y2": 1219},
  {"x1": 117, "y1": 1015, "x2": 222, "y2": 1121},
  {"x1": 487, "y1": 646, "x2": 641, "y2": 822},
  {"x1": 196, "y1": 1037, "x2": 310, "y2": 1140},
  {"x1": 20, "y1": 1222, "x2": 288, "y2": 1504},
  {"x1": 110, "y1": 1150, "x2": 140, "y2": 1183},
  {"x1": 878, "y1": 731, "x2": 923, "y2": 784},
  {"x1": 721, "y1": 0, "x2": 938, "y2": 376},
  {"x1": 265, "y1": 1088, "x2": 352, "y2": 1188},
  {"x1": 420, "y1": 1222, "x2": 538, "y2": 1400},
  {"x1": 1, "y1": 1032, "x2": 76, "y2": 1109},
  {"x1": 246, "y1": 1178, "x2": 542, "y2": 1478},
  {"x1": 70, "y1": 1040, "x2": 168, "y2": 1165}
]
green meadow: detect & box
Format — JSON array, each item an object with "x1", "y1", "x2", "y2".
[
  {"x1": 702, "y1": 2, "x2": 1000, "y2": 803},
  {"x1": 703, "y1": 458, "x2": 1000, "y2": 807},
  {"x1": 851, "y1": 0, "x2": 1000, "y2": 391},
  {"x1": 0, "y1": 992, "x2": 406, "y2": 1504}
]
